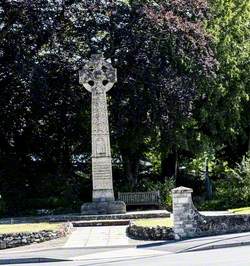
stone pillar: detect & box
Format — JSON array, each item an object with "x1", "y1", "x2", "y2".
[
  {"x1": 79, "y1": 54, "x2": 126, "y2": 214},
  {"x1": 172, "y1": 186, "x2": 250, "y2": 239},
  {"x1": 172, "y1": 186, "x2": 196, "y2": 239}
]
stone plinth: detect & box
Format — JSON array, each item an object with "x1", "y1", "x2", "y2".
[{"x1": 81, "y1": 201, "x2": 126, "y2": 215}]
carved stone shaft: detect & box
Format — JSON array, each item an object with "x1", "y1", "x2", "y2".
[{"x1": 91, "y1": 90, "x2": 113, "y2": 201}]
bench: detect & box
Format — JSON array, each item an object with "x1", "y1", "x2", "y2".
[{"x1": 117, "y1": 191, "x2": 161, "y2": 207}]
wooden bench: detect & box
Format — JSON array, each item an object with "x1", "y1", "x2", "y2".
[{"x1": 117, "y1": 191, "x2": 161, "y2": 207}]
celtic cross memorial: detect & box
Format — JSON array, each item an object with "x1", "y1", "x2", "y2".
[{"x1": 79, "y1": 54, "x2": 126, "y2": 214}]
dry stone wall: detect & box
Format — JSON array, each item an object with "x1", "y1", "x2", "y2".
[
  {"x1": 127, "y1": 187, "x2": 250, "y2": 241},
  {"x1": 172, "y1": 187, "x2": 250, "y2": 240},
  {"x1": 0, "y1": 222, "x2": 72, "y2": 249},
  {"x1": 127, "y1": 223, "x2": 174, "y2": 240}
]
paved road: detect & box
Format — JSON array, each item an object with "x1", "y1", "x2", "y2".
[
  {"x1": 69, "y1": 245, "x2": 250, "y2": 266},
  {"x1": 1, "y1": 245, "x2": 250, "y2": 266}
]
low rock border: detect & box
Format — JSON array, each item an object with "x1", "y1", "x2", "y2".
[
  {"x1": 127, "y1": 222, "x2": 174, "y2": 241},
  {"x1": 0, "y1": 222, "x2": 73, "y2": 250}
]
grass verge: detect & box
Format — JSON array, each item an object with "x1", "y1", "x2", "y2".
[
  {"x1": 229, "y1": 207, "x2": 250, "y2": 214},
  {"x1": 0, "y1": 223, "x2": 62, "y2": 234},
  {"x1": 133, "y1": 218, "x2": 173, "y2": 227}
]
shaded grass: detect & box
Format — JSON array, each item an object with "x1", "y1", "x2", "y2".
[
  {"x1": 229, "y1": 207, "x2": 250, "y2": 214},
  {"x1": 133, "y1": 218, "x2": 173, "y2": 227},
  {"x1": 0, "y1": 223, "x2": 62, "y2": 234}
]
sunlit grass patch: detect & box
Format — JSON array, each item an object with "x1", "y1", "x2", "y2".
[
  {"x1": 133, "y1": 218, "x2": 173, "y2": 227},
  {"x1": 229, "y1": 207, "x2": 250, "y2": 214},
  {"x1": 0, "y1": 223, "x2": 62, "y2": 234}
]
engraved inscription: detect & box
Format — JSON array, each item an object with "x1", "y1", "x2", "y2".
[
  {"x1": 92, "y1": 158, "x2": 112, "y2": 181},
  {"x1": 93, "y1": 179, "x2": 113, "y2": 190}
]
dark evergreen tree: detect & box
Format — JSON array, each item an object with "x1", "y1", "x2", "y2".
[{"x1": 0, "y1": 0, "x2": 217, "y2": 213}]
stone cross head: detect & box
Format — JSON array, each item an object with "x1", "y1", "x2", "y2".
[{"x1": 79, "y1": 54, "x2": 117, "y2": 93}]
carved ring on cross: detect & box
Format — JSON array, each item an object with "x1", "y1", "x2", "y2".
[{"x1": 79, "y1": 54, "x2": 117, "y2": 93}]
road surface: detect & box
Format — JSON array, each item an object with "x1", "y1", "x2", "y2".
[{"x1": 1, "y1": 244, "x2": 250, "y2": 265}]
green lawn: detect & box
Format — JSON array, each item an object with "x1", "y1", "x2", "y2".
[
  {"x1": 133, "y1": 218, "x2": 173, "y2": 227},
  {"x1": 0, "y1": 223, "x2": 61, "y2": 234},
  {"x1": 229, "y1": 207, "x2": 250, "y2": 214}
]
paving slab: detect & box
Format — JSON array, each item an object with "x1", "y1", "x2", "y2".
[{"x1": 64, "y1": 226, "x2": 142, "y2": 248}]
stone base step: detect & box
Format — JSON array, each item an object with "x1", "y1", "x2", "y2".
[
  {"x1": 49, "y1": 210, "x2": 170, "y2": 223},
  {"x1": 72, "y1": 219, "x2": 130, "y2": 227},
  {"x1": 0, "y1": 210, "x2": 170, "y2": 224},
  {"x1": 81, "y1": 201, "x2": 126, "y2": 215}
]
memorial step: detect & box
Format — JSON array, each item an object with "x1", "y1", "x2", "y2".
[
  {"x1": 0, "y1": 210, "x2": 170, "y2": 224},
  {"x1": 72, "y1": 219, "x2": 130, "y2": 227}
]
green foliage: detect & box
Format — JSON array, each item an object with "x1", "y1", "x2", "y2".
[
  {"x1": 232, "y1": 152, "x2": 250, "y2": 201},
  {"x1": 0, "y1": 0, "x2": 216, "y2": 214},
  {"x1": 0, "y1": 198, "x2": 6, "y2": 217},
  {"x1": 198, "y1": 153, "x2": 250, "y2": 210},
  {"x1": 144, "y1": 135, "x2": 161, "y2": 175},
  {"x1": 187, "y1": 150, "x2": 215, "y2": 176},
  {"x1": 138, "y1": 178, "x2": 175, "y2": 209},
  {"x1": 186, "y1": 148, "x2": 233, "y2": 179},
  {"x1": 195, "y1": 0, "x2": 250, "y2": 161},
  {"x1": 198, "y1": 179, "x2": 245, "y2": 210},
  {"x1": 0, "y1": 0, "x2": 248, "y2": 214}
]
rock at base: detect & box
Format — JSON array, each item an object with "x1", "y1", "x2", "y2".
[{"x1": 81, "y1": 201, "x2": 126, "y2": 215}]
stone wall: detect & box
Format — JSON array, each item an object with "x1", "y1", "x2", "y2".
[
  {"x1": 172, "y1": 186, "x2": 250, "y2": 240},
  {"x1": 127, "y1": 223, "x2": 174, "y2": 240},
  {"x1": 0, "y1": 222, "x2": 73, "y2": 249}
]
